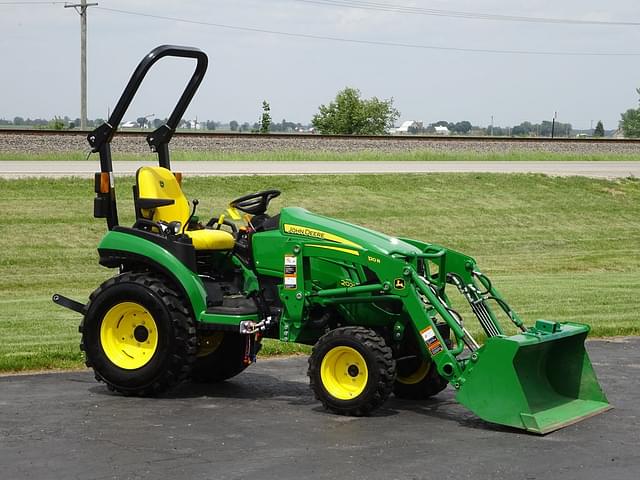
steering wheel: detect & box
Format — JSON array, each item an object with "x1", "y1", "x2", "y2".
[{"x1": 230, "y1": 189, "x2": 281, "y2": 215}]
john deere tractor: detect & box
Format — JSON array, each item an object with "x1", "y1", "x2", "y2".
[{"x1": 54, "y1": 45, "x2": 610, "y2": 434}]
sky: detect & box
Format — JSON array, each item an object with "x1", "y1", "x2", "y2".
[{"x1": 1, "y1": 0, "x2": 639, "y2": 129}]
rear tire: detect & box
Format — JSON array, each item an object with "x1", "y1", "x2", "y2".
[
  {"x1": 308, "y1": 327, "x2": 396, "y2": 416},
  {"x1": 191, "y1": 332, "x2": 257, "y2": 382},
  {"x1": 80, "y1": 272, "x2": 197, "y2": 396},
  {"x1": 393, "y1": 358, "x2": 448, "y2": 399}
]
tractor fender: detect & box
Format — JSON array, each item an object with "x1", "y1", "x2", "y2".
[{"x1": 97, "y1": 230, "x2": 207, "y2": 318}]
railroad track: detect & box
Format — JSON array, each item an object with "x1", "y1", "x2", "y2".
[
  {"x1": 2, "y1": 128, "x2": 639, "y2": 157},
  {"x1": 1, "y1": 128, "x2": 639, "y2": 144}
]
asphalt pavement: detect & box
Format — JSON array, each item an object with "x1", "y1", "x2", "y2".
[
  {"x1": 1, "y1": 337, "x2": 639, "y2": 480},
  {"x1": 1, "y1": 160, "x2": 639, "y2": 178}
]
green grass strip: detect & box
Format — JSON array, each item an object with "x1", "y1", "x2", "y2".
[{"x1": 1, "y1": 173, "x2": 639, "y2": 372}]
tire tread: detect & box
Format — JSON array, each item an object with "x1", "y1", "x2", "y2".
[{"x1": 81, "y1": 272, "x2": 196, "y2": 396}]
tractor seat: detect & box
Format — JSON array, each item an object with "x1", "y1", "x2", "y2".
[{"x1": 133, "y1": 166, "x2": 235, "y2": 251}]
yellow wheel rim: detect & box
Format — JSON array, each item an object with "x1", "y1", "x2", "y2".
[
  {"x1": 320, "y1": 346, "x2": 368, "y2": 400},
  {"x1": 100, "y1": 302, "x2": 158, "y2": 370},
  {"x1": 197, "y1": 332, "x2": 224, "y2": 358},
  {"x1": 397, "y1": 360, "x2": 429, "y2": 385}
]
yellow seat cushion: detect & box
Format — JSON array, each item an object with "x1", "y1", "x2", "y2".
[
  {"x1": 136, "y1": 166, "x2": 235, "y2": 251},
  {"x1": 186, "y1": 229, "x2": 235, "y2": 251}
]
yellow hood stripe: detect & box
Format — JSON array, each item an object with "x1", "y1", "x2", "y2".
[{"x1": 306, "y1": 244, "x2": 360, "y2": 256}]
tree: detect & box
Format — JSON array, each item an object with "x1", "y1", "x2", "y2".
[
  {"x1": 205, "y1": 120, "x2": 217, "y2": 130},
  {"x1": 620, "y1": 88, "x2": 640, "y2": 137},
  {"x1": 620, "y1": 109, "x2": 640, "y2": 137},
  {"x1": 259, "y1": 100, "x2": 272, "y2": 134},
  {"x1": 407, "y1": 122, "x2": 425, "y2": 134},
  {"x1": 13, "y1": 116, "x2": 24, "y2": 126},
  {"x1": 229, "y1": 120, "x2": 239, "y2": 132},
  {"x1": 274, "y1": 119, "x2": 301, "y2": 132},
  {"x1": 512, "y1": 121, "x2": 534, "y2": 137},
  {"x1": 49, "y1": 117, "x2": 65, "y2": 130},
  {"x1": 538, "y1": 120, "x2": 571, "y2": 137},
  {"x1": 486, "y1": 125, "x2": 507, "y2": 136},
  {"x1": 311, "y1": 87, "x2": 399, "y2": 135},
  {"x1": 593, "y1": 120, "x2": 605, "y2": 137},
  {"x1": 452, "y1": 121, "x2": 472, "y2": 134}
]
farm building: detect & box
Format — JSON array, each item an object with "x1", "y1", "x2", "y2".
[{"x1": 393, "y1": 120, "x2": 423, "y2": 134}]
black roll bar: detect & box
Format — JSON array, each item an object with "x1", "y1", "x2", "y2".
[{"x1": 88, "y1": 45, "x2": 208, "y2": 230}]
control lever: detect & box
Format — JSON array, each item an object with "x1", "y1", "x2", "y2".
[{"x1": 182, "y1": 199, "x2": 199, "y2": 234}]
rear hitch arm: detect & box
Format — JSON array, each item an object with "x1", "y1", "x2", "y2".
[{"x1": 52, "y1": 294, "x2": 86, "y2": 315}]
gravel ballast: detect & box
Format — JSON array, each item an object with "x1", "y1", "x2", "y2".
[{"x1": 1, "y1": 132, "x2": 640, "y2": 155}]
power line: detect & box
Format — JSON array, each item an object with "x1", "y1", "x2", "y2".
[
  {"x1": 3, "y1": 0, "x2": 638, "y2": 27},
  {"x1": 95, "y1": 6, "x2": 640, "y2": 57},
  {"x1": 0, "y1": 1, "x2": 67, "y2": 4},
  {"x1": 291, "y1": 0, "x2": 640, "y2": 27}
]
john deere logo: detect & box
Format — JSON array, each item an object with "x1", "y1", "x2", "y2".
[{"x1": 394, "y1": 278, "x2": 405, "y2": 289}]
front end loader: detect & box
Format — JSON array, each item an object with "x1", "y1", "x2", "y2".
[{"x1": 54, "y1": 45, "x2": 610, "y2": 434}]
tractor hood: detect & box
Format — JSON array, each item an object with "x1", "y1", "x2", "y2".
[{"x1": 279, "y1": 207, "x2": 423, "y2": 257}]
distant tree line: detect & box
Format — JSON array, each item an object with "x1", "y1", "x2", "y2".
[
  {"x1": 227, "y1": 118, "x2": 308, "y2": 133},
  {"x1": 413, "y1": 120, "x2": 473, "y2": 134},
  {"x1": 0, "y1": 115, "x2": 310, "y2": 133},
  {"x1": 399, "y1": 119, "x2": 575, "y2": 137},
  {"x1": 0, "y1": 114, "x2": 576, "y2": 137},
  {"x1": 0, "y1": 116, "x2": 95, "y2": 130},
  {"x1": 13, "y1": 87, "x2": 640, "y2": 137},
  {"x1": 500, "y1": 120, "x2": 573, "y2": 137}
]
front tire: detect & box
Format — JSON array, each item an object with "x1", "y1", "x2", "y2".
[
  {"x1": 308, "y1": 327, "x2": 396, "y2": 416},
  {"x1": 81, "y1": 272, "x2": 197, "y2": 396}
]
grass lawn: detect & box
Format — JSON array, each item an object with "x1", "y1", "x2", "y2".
[
  {"x1": 1, "y1": 149, "x2": 639, "y2": 162},
  {"x1": 0, "y1": 173, "x2": 639, "y2": 372}
]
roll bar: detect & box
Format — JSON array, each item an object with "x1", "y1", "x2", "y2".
[{"x1": 89, "y1": 45, "x2": 208, "y2": 230}]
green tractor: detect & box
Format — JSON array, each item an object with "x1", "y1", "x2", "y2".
[{"x1": 54, "y1": 45, "x2": 610, "y2": 434}]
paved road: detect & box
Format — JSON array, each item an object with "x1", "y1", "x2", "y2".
[
  {"x1": 1, "y1": 337, "x2": 638, "y2": 480},
  {"x1": 1, "y1": 160, "x2": 639, "y2": 178}
]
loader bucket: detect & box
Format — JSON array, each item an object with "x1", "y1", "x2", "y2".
[{"x1": 455, "y1": 321, "x2": 611, "y2": 434}]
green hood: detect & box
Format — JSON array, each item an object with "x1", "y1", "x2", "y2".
[{"x1": 280, "y1": 207, "x2": 423, "y2": 257}]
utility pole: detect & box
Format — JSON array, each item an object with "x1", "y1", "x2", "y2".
[{"x1": 65, "y1": 1, "x2": 98, "y2": 130}]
